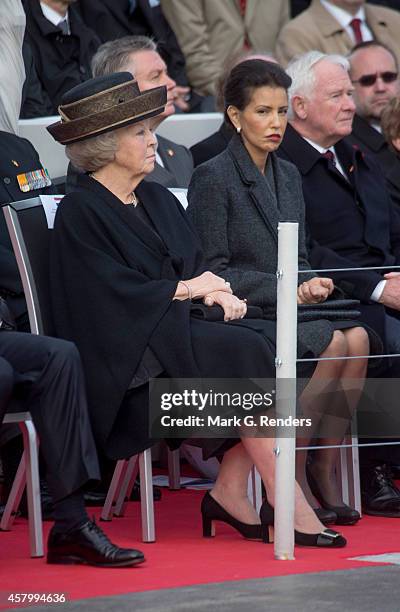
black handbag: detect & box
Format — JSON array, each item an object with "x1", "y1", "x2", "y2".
[
  {"x1": 190, "y1": 303, "x2": 263, "y2": 322},
  {"x1": 0, "y1": 296, "x2": 16, "y2": 331}
]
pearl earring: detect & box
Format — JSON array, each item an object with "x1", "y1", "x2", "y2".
[{"x1": 236, "y1": 126, "x2": 241, "y2": 134}]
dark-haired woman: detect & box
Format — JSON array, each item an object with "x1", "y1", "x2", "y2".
[{"x1": 188, "y1": 59, "x2": 374, "y2": 530}]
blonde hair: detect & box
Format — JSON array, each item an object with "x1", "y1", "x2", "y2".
[
  {"x1": 381, "y1": 97, "x2": 400, "y2": 151},
  {"x1": 66, "y1": 130, "x2": 118, "y2": 172}
]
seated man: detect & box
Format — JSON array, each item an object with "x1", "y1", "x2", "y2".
[
  {"x1": 0, "y1": 316, "x2": 144, "y2": 567},
  {"x1": 161, "y1": 0, "x2": 289, "y2": 97},
  {"x1": 278, "y1": 50, "x2": 400, "y2": 517},
  {"x1": 276, "y1": 0, "x2": 400, "y2": 67},
  {"x1": 77, "y1": 0, "x2": 205, "y2": 113},
  {"x1": 74, "y1": 35, "x2": 194, "y2": 188},
  {"x1": 348, "y1": 41, "x2": 400, "y2": 209},
  {"x1": 22, "y1": 0, "x2": 100, "y2": 114}
]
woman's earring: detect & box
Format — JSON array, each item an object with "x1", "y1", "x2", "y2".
[{"x1": 236, "y1": 126, "x2": 241, "y2": 134}]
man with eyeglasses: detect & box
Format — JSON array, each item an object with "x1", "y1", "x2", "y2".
[{"x1": 348, "y1": 41, "x2": 400, "y2": 209}]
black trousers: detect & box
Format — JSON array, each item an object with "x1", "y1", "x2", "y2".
[{"x1": 0, "y1": 332, "x2": 100, "y2": 501}]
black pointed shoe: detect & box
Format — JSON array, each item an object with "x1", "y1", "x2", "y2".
[
  {"x1": 314, "y1": 507, "x2": 337, "y2": 525},
  {"x1": 307, "y1": 468, "x2": 360, "y2": 526},
  {"x1": 47, "y1": 519, "x2": 145, "y2": 567},
  {"x1": 260, "y1": 500, "x2": 346, "y2": 548},
  {"x1": 201, "y1": 491, "x2": 271, "y2": 542}
]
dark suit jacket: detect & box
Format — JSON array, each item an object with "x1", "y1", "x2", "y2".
[
  {"x1": 154, "y1": 135, "x2": 193, "y2": 187},
  {"x1": 348, "y1": 114, "x2": 400, "y2": 210},
  {"x1": 23, "y1": 0, "x2": 100, "y2": 114},
  {"x1": 278, "y1": 124, "x2": 400, "y2": 303},
  {"x1": 78, "y1": 0, "x2": 188, "y2": 86},
  {"x1": 0, "y1": 131, "x2": 55, "y2": 326},
  {"x1": 190, "y1": 123, "x2": 232, "y2": 167}
]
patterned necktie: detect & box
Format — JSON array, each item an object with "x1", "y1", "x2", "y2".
[
  {"x1": 322, "y1": 150, "x2": 336, "y2": 166},
  {"x1": 239, "y1": 0, "x2": 249, "y2": 49},
  {"x1": 58, "y1": 19, "x2": 69, "y2": 35},
  {"x1": 349, "y1": 18, "x2": 363, "y2": 45}
]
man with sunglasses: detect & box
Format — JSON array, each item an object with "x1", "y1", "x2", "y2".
[{"x1": 349, "y1": 41, "x2": 400, "y2": 209}]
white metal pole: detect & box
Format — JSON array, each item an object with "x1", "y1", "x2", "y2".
[{"x1": 274, "y1": 222, "x2": 299, "y2": 560}]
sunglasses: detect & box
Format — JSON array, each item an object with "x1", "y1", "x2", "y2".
[{"x1": 352, "y1": 71, "x2": 398, "y2": 87}]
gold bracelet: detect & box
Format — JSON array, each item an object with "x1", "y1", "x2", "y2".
[{"x1": 179, "y1": 280, "x2": 192, "y2": 301}]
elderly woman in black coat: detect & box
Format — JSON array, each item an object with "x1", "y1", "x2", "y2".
[
  {"x1": 187, "y1": 60, "x2": 379, "y2": 529},
  {"x1": 48, "y1": 72, "x2": 346, "y2": 548}
]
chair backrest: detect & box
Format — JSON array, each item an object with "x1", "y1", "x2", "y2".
[
  {"x1": 18, "y1": 117, "x2": 68, "y2": 180},
  {"x1": 3, "y1": 198, "x2": 55, "y2": 336},
  {"x1": 156, "y1": 113, "x2": 223, "y2": 148}
]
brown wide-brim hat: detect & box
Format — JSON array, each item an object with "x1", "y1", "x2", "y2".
[{"x1": 47, "y1": 72, "x2": 167, "y2": 145}]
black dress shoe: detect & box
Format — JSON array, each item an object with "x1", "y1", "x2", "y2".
[
  {"x1": 307, "y1": 468, "x2": 360, "y2": 525},
  {"x1": 201, "y1": 491, "x2": 271, "y2": 542},
  {"x1": 47, "y1": 519, "x2": 145, "y2": 567},
  {"x1": 314, "y1": 507, "x2": 337, "y2": 525},
  {"x1": 84, "y1": 490, "x2": 107, "y2": 506},
  {"x1": 260, "y1": 500, "x2": 346, "y2": 548},
  {"x1": 362, "y1": 464, "x2": 400, "y2": 518}
]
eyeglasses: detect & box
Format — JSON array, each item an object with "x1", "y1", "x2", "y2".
[{"x1": 352, "y1": 71, "x2": 398, "y2": 87}]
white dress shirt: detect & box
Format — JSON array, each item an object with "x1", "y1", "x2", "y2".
[
  {"x1": 40, "y1": 2, "x2": 70, "y2": 33},
  {"x1": 320, "y1": 0, "x2": 374, "y2": 44}
]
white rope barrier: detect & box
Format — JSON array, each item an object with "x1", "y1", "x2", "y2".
[
  {"x1": 274, "y1": 222, "x2": 299, "y2": 560},
  {"x1": 298, "y1": 265, "x2": 400, "y2": 273},
  {"x1": 274, "y1": 225, "x2": 400, "y2": 560}
]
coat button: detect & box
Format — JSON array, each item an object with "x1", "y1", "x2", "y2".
[{"x1": 3, "y1": 177, "x2": 10, "y2": 184}]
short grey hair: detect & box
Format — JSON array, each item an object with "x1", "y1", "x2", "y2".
[
  {"x1": 66, "y1": 131, "x2": 118, "y2": 172},
  {"x1": 286, "y1": 51, "x2": 350, "y2": 119},
  {"x1": 92, "y1": 35, "x2": 157, "y2": 77}
]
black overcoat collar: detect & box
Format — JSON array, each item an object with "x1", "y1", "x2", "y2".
[
  {"x1": 76, "y1": 173, "x2": 170, "y2": 258},
  {"x1": 281, "y1": 123, "x2": 372, "y2": 188},
  {"x1": 226, "y1": 133, "x2": 291, "y2": 245},
  {"x1": 352, "y1": 114, "x2": 386, "y2": 153}
]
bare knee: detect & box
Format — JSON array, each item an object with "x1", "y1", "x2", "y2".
[
  {"x1": 325, "y1": 330, "x2": 348, "y2": 359},
  {"x1": 343, "y1": 326, "x2": 370, "y2": 357}
]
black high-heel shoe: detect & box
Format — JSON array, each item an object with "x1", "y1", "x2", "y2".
[
  {"x1": 307, "y1": 467, "x2": 360, "y2": 526},
  {"x1": 259, "y1": 499, "x2": 346, "y2": 548},
  {"x1": 201, "y1": 491, "x2": 271, "y2": 542}
]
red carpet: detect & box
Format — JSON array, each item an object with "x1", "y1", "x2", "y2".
[{"x1": 1, "y1": 489, "x2": 399, "y2": 608}]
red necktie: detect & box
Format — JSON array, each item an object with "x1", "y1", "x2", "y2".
[
  {"x1": 349, "y1": 18, "x2": 363, "y2": 45},
  {"x1": 239, "y1": 0, "x2": 249, "y2": 49},
  {"x1": 322, "y1": 150, "x2": 336, "y2": 166}
]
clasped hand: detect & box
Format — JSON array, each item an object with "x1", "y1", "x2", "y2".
[
  {"x1": 379, "y1": 272, "x2": 400, "y2": 310},
  {"x1": 176, "y1": 271, "x2": 246, "y2": 321},
  {"x1": 297, "y1": 277, "x2": 333, "y2": 304}
]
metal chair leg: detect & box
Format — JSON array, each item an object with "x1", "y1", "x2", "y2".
[
  {"x1": 101, "y1": 459, "x2": 129, "y2": 521},
  {"x1": 139, "y1": 449, "x2": 155, "y2": 542},
  {"x1": 114, "y1": 456, "x2": 139, "y2": 517},
  {"x1": 20, "y1": 421, "x2": 43, "y2": 557},
  {"x1": 167, "y1": 448, "x2": 180, "y2": 490},
  {"x1": 0, "y1": 452, "x2": 26, "y2": 531},
  {"x1": 248, "y1": 466, "x2": 263, "y2": 513},
  {"x1": 350, "y1": 435, "x2": 362, "y2": 514},
  {"x1": 340, "y1": 442, "x2": 350, "y2": 505}
]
